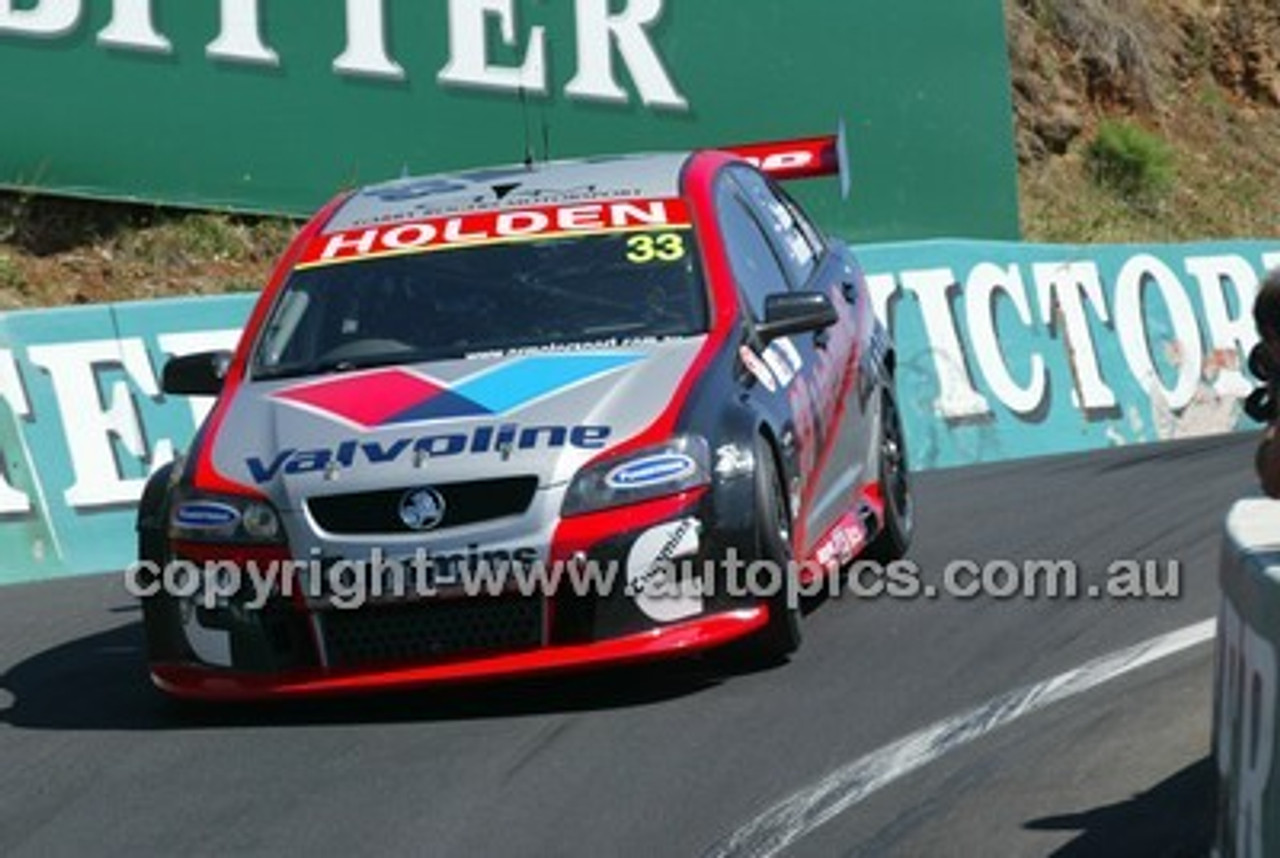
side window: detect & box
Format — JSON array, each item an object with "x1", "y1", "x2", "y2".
[
  {"x1": 716, "y1": 181, "x2": 792, "y2": 320},
  {"x1": 777, "y1": 185, "x2": 827, "y2": 260},
  {"x1": 732, "y1": 168, "x2": 821, "y2": 285}
]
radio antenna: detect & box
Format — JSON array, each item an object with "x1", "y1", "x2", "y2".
[
  {"x1": 519, "y1": 83, "x2": 534, "y2": 170},
  {"x1": 540, "y1": 38, "x2": 554, "y2": 163},
  {"x1": 541, "y1": 109, "x2": 551, "y2": 163}
]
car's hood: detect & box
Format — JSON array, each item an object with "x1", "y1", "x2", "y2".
[{"x1": 208, "y1": 338, "x2": 707, "y2": 511}]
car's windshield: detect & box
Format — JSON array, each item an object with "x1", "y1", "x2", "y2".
[{"x1": 251, "y1": 227, "x2": 707, "y2": 380}]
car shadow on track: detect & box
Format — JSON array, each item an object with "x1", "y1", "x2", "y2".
[
  {"x1": 1024, "y1": 756, "x2": 1215, "y2": 856},
  {"x1": 0, "y1": 619, "x2": 767, "y2": 732}
]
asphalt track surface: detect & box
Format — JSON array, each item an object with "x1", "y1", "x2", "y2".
[{"x1": 0, "y1": 433, "x2": 1255, "y2": 856}]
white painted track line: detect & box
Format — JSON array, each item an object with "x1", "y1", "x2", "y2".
[{"x1": 705, "y1": 618, "x2": 1218, "y2": 858}]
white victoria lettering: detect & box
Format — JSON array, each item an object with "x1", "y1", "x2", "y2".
[
  {"x1": 27, "y1": 339, "x2": 167, "y2": 508},
  {"x1": 900, "y1": 268, "x2": 990, "y2": 421},
  {"x1": 1184, "y1": 254, "x2": 1259, "y2": 398},
  {"x1": 0, "y1": 349, "x2": 32, "y2": 514},
  {"x1": 1114, "y1": 254, "x2": 1203, "y2": 412},
  {"x1": 863, "y1": 272, "x2": 897, "y2": 329},
  {"x1": 1032, "y1": 261, "x2": 1118, "y2": 413},
  {"x1": 878, "y1": 250, "x2": 1280, "y2": 426},
  {"x1": 965, "y1": 263, "x2": 1047, "y2": 417}
]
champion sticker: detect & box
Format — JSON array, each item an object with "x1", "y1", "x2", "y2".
[{"x1": 626, "y1": 518, "x2": 704, "y2": 624}]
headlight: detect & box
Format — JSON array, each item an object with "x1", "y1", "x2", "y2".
[
  {"x1": 170, "y1": 491, "x2": 286, "y2": 544},
  {"x1": 563, "y1": 435, "x2": 711, "y2": 517}
]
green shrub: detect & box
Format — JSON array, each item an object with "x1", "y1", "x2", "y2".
[
  {"x1": 1086, "y1": 119, "x2": 1174, "y2": 201},
  {"x1": 0, "y1": 255, "x2": 24, "y2": 292}
]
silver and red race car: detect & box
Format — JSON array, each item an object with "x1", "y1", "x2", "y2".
[{"x1": 137, "y1": 133, "x2": 912, "y2": 699}]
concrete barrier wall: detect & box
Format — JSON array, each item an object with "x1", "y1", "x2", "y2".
[
  {"x1": 860, "y1": 239, "x2": 1277, "y2": 469},
  {"x1": 0, "y1": 238, "x2": 1276, "y2": 584},
  {"x1": 1215, "y1": 500, "x2": 1280, "y2": 857},
  {"x1": 0, "y1": 296, "x2": 247, "y2": 584}
]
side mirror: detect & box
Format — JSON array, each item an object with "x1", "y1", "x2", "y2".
[
  {"x1": 162, "y1": 351, "x2": 232, "y2": 397},
  {"x1": 756, "y1": 291, "x2": 838, "y2": 342}
]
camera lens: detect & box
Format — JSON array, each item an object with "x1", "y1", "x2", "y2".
[
  {"x1": 1246, "y1": 387, "x2": 1277, "y2": 424},
  {"x1": 1249, "y1": 342, "x2": 1274, "y2": 382}
]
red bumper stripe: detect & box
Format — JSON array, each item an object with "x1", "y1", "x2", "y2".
[{"x1": 152, "y1": 607, "x2": 768, "y2": 701}]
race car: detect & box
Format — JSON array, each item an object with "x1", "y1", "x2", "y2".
[{"x1": 137, "y1": 132, "x2": 913, "y2": 700}]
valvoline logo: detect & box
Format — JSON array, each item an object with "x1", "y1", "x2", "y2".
[{"x1": 271, "y1": 353, "x2": 641, "y2": 430}]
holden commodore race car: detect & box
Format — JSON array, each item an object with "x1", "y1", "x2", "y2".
[{"x1": 137, "y1": 131, "x2": 913, "y2": 700}]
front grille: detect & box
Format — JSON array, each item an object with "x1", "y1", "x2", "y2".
[
  {"x1": 322, "y1": 598, "x2": 543, "y2": 668},
  {"x1": 307, "y1": 476, "x2": 538, "y2": 535}
]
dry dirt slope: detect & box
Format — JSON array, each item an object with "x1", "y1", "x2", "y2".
[
  {"x1": 1012, "y1": 0, "x2": 1280, "y2": 241},
  {"x1": 1, "y1": 0, "x2": 1278, "y2": 310}
]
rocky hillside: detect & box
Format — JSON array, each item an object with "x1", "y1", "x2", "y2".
[
  {"x1": 0, "y1": 2, "x2": 1277, "y2": 310},
  {"x1": 1011, "y1": 0, "x2": 1280, "y2": 240}
]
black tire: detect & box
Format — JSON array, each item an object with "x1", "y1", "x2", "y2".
[
  {"x1": 136, "y1": 462, "x2": 174, "y2": 566},
  {"x1": 742, "y1": 435, "x2": 802, "y2": 662},
  {"x1": 866, "y1": 387, "x2": 913, "y2": 563}
]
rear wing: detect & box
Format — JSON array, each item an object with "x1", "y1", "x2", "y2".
[{"x1": 721, "y1": 120, "x2": 851, "y2": 199}]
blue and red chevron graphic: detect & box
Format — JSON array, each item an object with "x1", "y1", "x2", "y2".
[{"x1": 271, "y1": 353, "x2": 640, "y2": 430}]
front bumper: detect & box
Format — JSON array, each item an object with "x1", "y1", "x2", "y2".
[
  {"x1": 150, "y1": 607, "x2": 767, "y2": 701},
  {"x1": 144, "y1": 487, "x2": 769, "y2": 700}
]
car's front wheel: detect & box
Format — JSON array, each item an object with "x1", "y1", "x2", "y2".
[{"x1": 742, "y1": 435, "x2": 802, "y2": 662}]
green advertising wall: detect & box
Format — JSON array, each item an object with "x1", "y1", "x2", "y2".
[{"x1": 0, "y1": 0, "x2": 1018, "y2": 242}]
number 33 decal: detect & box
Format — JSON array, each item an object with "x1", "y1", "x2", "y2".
[{"x1": 627, "y1": 232, "x2": 686, "y2": 264}]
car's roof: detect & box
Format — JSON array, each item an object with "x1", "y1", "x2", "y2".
[{"x1": 324, "y1": 152, "x2": 694, "y2": 234}]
